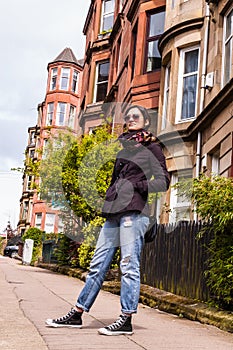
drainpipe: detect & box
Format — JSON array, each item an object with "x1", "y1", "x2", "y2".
[
  {"x1": 196, "y1": 3, "x2": 210, "y2": 178},
  {"x1": 194, "y1": 4, "x2": 210, "y2": 221}
]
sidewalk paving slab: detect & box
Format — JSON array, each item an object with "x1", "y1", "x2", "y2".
[{"x1": 1, "y1": 256, "x2": 233, "y2": 350}]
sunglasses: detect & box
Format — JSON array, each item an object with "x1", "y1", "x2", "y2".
[{"x1": 124, "y1": 114, "x2": 140, "y2": 123}]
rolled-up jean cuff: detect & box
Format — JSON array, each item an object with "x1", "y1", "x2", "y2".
[
  {"x1": 121, "y1": 309, "x2": 137, "y2": 314},
  {"x1": 75, "y1": 302, "x2": 89, "y2": 312}
]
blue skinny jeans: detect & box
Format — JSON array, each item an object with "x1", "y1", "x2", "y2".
[{"x1": 76, "y1": 213, "x2": 149, "y2": 314}]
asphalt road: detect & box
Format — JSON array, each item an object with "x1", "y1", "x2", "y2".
[{"x1": 0, "y1": 256, "x2": 233, "y2": 350}]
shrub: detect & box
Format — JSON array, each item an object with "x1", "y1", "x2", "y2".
[
  {"x1": 53, "y1": 234, "x2": 80, "y2": 267},
  {"x1": 78, "y1": 216, "x2": 120, "y2": 270},
  {"x1": 22, "y1": 227, "x2": 44, "y2": 265},
  {"x1": 176, "y1": 175, "x2": 233, "y2": 309}
]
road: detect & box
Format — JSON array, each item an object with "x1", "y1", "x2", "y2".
[{"x1": 0, "y1": 256, "x2": 233, "y2": 350}]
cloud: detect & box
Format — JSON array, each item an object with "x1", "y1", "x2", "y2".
[{"x1": 0, "y1": 0, "x2": 90, "y2": 230}]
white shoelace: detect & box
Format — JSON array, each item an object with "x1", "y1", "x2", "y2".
[
  {"x1": 106, "y1": 315, "x2": 128, "y2": 330},
  {"x1": 54, "y1": 308, "x2": 76, "y2": 322}
]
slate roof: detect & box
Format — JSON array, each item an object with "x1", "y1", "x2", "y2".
[{"x1": 52, "y1": 48, "x2": 80, "y2": 65}]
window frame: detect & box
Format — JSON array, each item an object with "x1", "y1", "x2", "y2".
[
  {"x1": 60, "y1": 67, "x2": 70, "y2": 90},
  {"x1": 27, "y1": 175, "x2": 33, "y2": 191},
  {"x1": 68, "y1": 105, "x2": 76, "y2": 129},
  {"x1": 176, "y1": 45, "x2": 200, "y2": 123},
  {"x1": 50, "y1": 68, "x2": 58, "y2": 90},
  {"x1": 56, "y1": 102, "x2": 67, "y2": 126},
  {"x1": 22, "y1": 201, "x2": 29, "y2": 220},
  {"x1": 144, "y1": 9, "x2": 165, "y2": 73},
  {"x1": 46, "y1": 102, "x2": 54, "y2": 126},
  {"x1": 42, "y1": 139, "x2": 48, "y2": 159},
  {"x1": 44, "y1": 213, "x2": 56, "y2": 233},
  {"x1": 169, "y1": 171, "x2": 192, "y2": 223},
  {"x1": 29, "y1": 131, "x2": 35, "y2": 145},
  {"x1": 100, "y1": 0, "x2": 115, "y2": 33},
  {"x1": 72, "y1": 70, "x2": 79, "y2": 93},
  {"x1": 93, "y1": 60, "x2": 110, "y2": 102},
  {"x1": 211, "y1": 150, "x2": 220, "y2": 175},
  {"x1": 131, "y1": 21, "x2": 138, "y2": 81},
  {"x1": 161, "y1": 63, "x2": 171, "y2": 130},
  {"x1": 222, "y1": 7, "x2": 233, "y2": 86},
  {"x1": 35, "y1": 213, "x2": 42, "y2": 229}
]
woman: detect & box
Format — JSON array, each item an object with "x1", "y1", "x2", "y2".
[{"x1": 46, "y1": 105, "x2": 170, "y2": 335}]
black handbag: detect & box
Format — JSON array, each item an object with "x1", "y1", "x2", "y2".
[{"x1": 144, "y1": 216, "x2": 157, "y2": 243}]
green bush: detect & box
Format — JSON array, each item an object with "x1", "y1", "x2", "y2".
[
  {"x1": 53, "y1": 234, "x2": 80, "y2": 267},
  {"x1": 176, "y1": 175, "x2": 233, "y2": 309},
  {"x1": 0, "y1": 237, "x2": 6, "y2": 255},
  {"x1": 22, "y1": 227, "x2": 44, "y2": 265},
  {"x1": 78, "y1": 216, "x2": 120, "y2": 270}
]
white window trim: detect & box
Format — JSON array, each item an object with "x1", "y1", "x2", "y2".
[
  {"x1": 68, "y1": 105, "x2": 76, "y2": 128},
  {"x1": 211, "y1": 151, "x2": 220, "y2": 175},
  {"x1": 35, "y1": 213, "x2": 42, "y2": 229},
  {"x1": 221, "y1": 7, "x2": 233, "y2": 87},
  {"x1": 169, "y1": 172, "x2": 192, "y2": 223},
  {"x1": 176, "y1": 45, "x2": 200, "y2": 123},
  {"x1": 100, "y1": 0, "x2": 115, "y2": 33},
  {"x1": 42, "y1": 139, "x2": 48, "y2": 159},
  {"x1": 50, "y1": 68, "x2": 58, "y2": 90},
  {"x1": 56, "y1": 102, "x2": 67, "y2": 126},
  {"x1": 162, "y1": 63, "x2": 171, "y2": 130},
  {"x1": 44, "y1": 213, "x2": 55, "y2": 233},
  {"x1": 46, "y1": 102, "x2": 54, "y2": 126},
  {"x1": 60, "y1": 67, "x2": 70, "y2": 90},
  {"x1": 72, "y1": 70, "x2": 79, "y2": 93},
  {"x1": 26, "y1": 175, "x2": 33, "y2": 191}
]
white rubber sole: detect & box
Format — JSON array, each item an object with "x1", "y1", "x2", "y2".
[
  {"x1": 98, "y1": 327, "x2": 133, "y2": 336},
  {"x1": 45, "y1": 319, "x2": 82, "y2": 328}
]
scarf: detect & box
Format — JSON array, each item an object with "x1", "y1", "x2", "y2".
[{"x1": 118, "y1": 129, "x2": 157, "y2": 150}]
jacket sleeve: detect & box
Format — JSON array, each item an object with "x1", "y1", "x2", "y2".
[{"x1": 135, "y1": 142, "x2": 170, "y2": 194}]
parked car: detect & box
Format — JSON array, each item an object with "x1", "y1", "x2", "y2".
[{"x1": 4, "y1": 245, "x2": 19, "y2": 258}]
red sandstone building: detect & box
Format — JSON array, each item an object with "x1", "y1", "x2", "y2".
[
  {"x1": 79, "y1": 0, "x2": 166, "y2": 133},
  {"x1": 17, "y1": 48, "x2": 83, "y2": 235},
  {"x1": 79, "y1": 0, "x2": 233, "y2": 223},
  {"x1": 18, "y1": 0, "x2": 233, "y2": 232}
]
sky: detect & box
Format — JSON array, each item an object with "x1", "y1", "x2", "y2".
[{"x1": 0, "y1": 0, "x2": 90, "y2": 233}]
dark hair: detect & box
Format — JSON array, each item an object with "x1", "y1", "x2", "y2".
[{"x1": 124, "y1": 105, "x2": 151, "y2": 129}]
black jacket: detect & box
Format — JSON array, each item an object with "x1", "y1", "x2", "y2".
[{"x1": 102, "y1": 131, "x2": 170, "y2": 218}]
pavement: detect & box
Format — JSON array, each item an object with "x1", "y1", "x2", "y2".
[{"x1": 0, "y1": 256, "x2": 233, "y2": 350}]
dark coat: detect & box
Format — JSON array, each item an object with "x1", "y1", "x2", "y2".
[{"x1": 102, "y1": 132, "x2": 170, "y2": 218}]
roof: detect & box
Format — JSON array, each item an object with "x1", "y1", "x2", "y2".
[{"x1": 52, "y1": 48, "x2": 79, "y2": 65}]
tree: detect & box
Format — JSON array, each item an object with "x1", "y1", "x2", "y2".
[
  {"x1": 38, "y1": 124, "x2": 121, "y2": 268},
  {"x1": 39, "y1": 124, "x2": 120, "y2": 240}
]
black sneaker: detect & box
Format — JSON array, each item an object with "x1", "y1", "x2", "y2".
[
  {"x1": 45, "y1": 308, "x2": 82, "y2": 328},
  {"x1": 98, "y1": 314, "x2": 133, "y2": 336}
]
